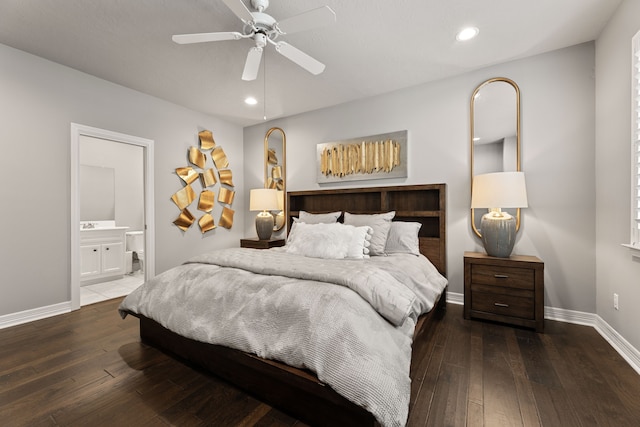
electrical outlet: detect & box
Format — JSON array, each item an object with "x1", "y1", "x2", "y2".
[{"x1": 614, "y1": 293, "x2": 619, "y2": 310}]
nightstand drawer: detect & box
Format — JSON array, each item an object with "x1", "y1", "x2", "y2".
[
  {"x1": 471, "y1": 264, "x2": 534, "y2": 290},
  {"x1": 471, "y1": 291, "x2": 534, "y2": 320}
]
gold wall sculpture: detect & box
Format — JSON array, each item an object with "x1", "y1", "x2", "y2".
[
  {"x1": 200, "y1": 169, "x2": 217, "y2": 187},
  {"x1": 171, "y1": 185, "x2": 196, "y2": 210},
  {"x1": 198, "y1": 213, "x2": 216, "y2": 233},
  {"x1": 176, "y1": 167, "x2": 198, "y2": 185},
  {"x1": 189, "y1": 146, "x2": 207, "y2": 169},
  {"x1": 316, "y1": 130, "x2": 408, "y2": 183},
  {"x1": 198, "y1": 190, "x2": 215, "y2": 213},
  {"x1": 172, "y1": 129, "x2": 235, "y2": 233},
  {"x1": 198, "y1": 130, "x2": 216, "y2": 150},
  {"x1": 219, "y1": 206, "x2": 234, "y2": 229},
  {"x1": 173, "y1": 208, "x2": 195, "y2": 231}
]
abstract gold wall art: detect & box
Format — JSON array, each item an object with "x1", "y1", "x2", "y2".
[
  {"x1": 176, "y1": 167, "x2": 199, "y2": 185},
  {"x1": 219, "y1": 206, "x2": 234, "y2": 229},
  {"x1": 172, "y1": 129, "x2": 235, "y2": 234},
  {"x1": 316, "y1": 130, "x2": 408, "y2": 183},
  {"x1": 198, "y1": 190, "x2": 215, "y2": 212},
  {"x1": 200, "y1": 168, "x2": 217, "y2": 187},
  {"x1": 218, "y1": 187, "x2": 235, "y2": 205},
  {"x1": 211, "y1": 147, "x2": 229, "y2": 169},
  {"x1": 173, "y1": 208, "x2": 195, "y2": 231},
  {"x1": 198, "y1": 130, "x2": 216, "y2": 150},
  {"x1": 171, "y1": 184, "x2": 196, "y2": 210},
  {"x1": 198, "y1": 213, "x2": 216, "y2": 233},
  {"x1": 218, "y1": 169, "x2": 234, "y2": 186},
  {"x1": 189, "y1": 146, "x2": 207, "y2": 169}
]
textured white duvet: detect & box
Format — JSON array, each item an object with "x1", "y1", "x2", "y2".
[{"x1": 119, "y1": 248, "x2": 447, "y2": 427}]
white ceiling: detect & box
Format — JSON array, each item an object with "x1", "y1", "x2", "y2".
[{"x1": 0, "y1": 0, "x2": 621, "y2": 126}]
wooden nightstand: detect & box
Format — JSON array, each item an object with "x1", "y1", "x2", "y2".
[
  {"x1": 240, "y1": 238, "x2": 286, "y2": 249},
  {"x1": 464, "y1": 251, "x2": 544, "y2": 332}
]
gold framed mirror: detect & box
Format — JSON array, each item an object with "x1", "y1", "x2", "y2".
[
  {"x1": 471, "y1": 77, "x2": 521, "y2": 237},
  {"x1": 264, "y1": 127, "x2": 286, "y2": 231}
]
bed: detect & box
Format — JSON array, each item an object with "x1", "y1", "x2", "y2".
[{"x1": 119, "y1": 184, "x2": 447, "y2": 427}]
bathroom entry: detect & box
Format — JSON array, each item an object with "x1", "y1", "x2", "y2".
[
  {"x1": 79, "y1": 136, "x2": 145, "y2": 305},
  {"x1": 71, "y1": 124, "x2": 155, "y2": 310}
]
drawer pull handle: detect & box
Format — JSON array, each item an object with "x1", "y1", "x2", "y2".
[
  {"x1": 494, "y1": 274, "x2": 509, "y2": 279},
  {"x1": 494, "y1": 302, "x2": 509, "y2": 308}
]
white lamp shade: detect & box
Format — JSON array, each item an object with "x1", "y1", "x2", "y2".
[
  {"x1": 276, "y1": 190, "x2": 284, "y2": 211},
  {"x1": 250, "y1": 188, "x2": 279, "y2": 211},
  {"x1": 471, "y1": 172, "x2": 528, "y2": 209}
]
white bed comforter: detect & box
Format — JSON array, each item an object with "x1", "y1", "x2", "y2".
[{"x1": 119, "y1": 248, "x2": 447, "y2": 427}]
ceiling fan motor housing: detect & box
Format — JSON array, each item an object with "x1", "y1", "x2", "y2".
[{"x1": 251, "y1": 0, "x2": 269, "y2": 13}]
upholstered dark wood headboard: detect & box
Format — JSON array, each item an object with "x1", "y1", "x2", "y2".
[{"x1": 287, "y1": 184, "x2": 447, "y2": 277}]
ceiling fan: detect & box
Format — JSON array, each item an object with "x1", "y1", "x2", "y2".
[{"x1": 172, "y1": 0, "x2": 336, "y2": 81}]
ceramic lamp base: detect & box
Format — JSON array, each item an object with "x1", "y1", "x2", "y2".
[
  {"x1": 255, "y1": 212, "x2": 274, "y2": 240},
  {"x1": 480, "y1": 213, "x2": 516, "y2": 258}
]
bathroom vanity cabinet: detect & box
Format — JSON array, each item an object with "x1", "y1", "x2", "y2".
[{"x1": 80, "y1": 228, "x2": 126, "y2": 284}]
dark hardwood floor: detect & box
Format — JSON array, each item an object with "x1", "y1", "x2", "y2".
[{"x1": 2, "y1": 298, "x2": 640, "y2": 426}]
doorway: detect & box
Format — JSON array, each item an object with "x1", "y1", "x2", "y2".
[{"x1": 70, "y1": 124, "x2": 155, "y2": 310}]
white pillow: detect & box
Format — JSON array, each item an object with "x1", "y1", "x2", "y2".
[
  {"x1": 343, "y1": 211, "x2": 395, "y2": 256},
  {"x1": 385, "y1": 221, "x2": 422, "y2": 255},
  {"x1": 298, "y1": 210, "x2": 341, "y2": 224},
  {"x1": 286, "y1": 222, "x2": 372, "y2": 259}
]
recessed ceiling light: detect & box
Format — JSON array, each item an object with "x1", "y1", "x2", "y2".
[
  {"x1": 456, "y1": 27, "x2": 479, "y2": 41},
  {"x1": 245, "y1": 97, "x2": 258, "y2": 105}
]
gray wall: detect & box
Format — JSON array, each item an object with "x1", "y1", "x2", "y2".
[
  {"x1": 0, "y1": 43, "x2": 244, "y2": 316},
  {"x1": 244, "y1": 43, "x2": 597, "y2": 313},
  {"x1": 595, "y1": 0, "x2": 640, "y2": 350}
]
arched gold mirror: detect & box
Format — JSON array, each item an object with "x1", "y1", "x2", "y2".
[
  {"x1": 471, "y1": 77, "x2": 521, "y2": 237},
  {"x1": 264, "y1": 127, "x2": 286, "y2": 231}
]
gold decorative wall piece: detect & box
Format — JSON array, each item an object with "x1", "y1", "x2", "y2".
[
  {"x1": 271, "y1": 165, "x2": 282, "y2": 180},
  {"x1": 218, "y1": 169, "x2": 234, "y2": 186},
  {"x1": 198, "y1": 213, "x2": 216, "y2": 233},
  {"x1": 218, "y1": 187, "x2": 235, "y2": 205},
  {"x1": 198, "y1": 190, "x2": 215, "y2": 212},
  {"x1": 172, "y1": 129, "x2": 235, "y2": 234},
  {"x1": 212, "y1": 147, "x2": 229, "y2": 169},
  {"x1": 173, "y1": 208, "x2": 195, "y2": 231},
  {"x1": 267, "y1": 148, "x2": 278, "y2": 164},
  {"x1": 219, "y1": 206, "x2": 234, "y2": 229},
  {"x1": 189, "y1": 146, "x2": 207, "y2": 169},
  {"x1": 176, "y1": 167, "x2": 199, "y2": 185},
  {"x1": 198, "y1": 130, "x2": 216, "y2": 150},
  {"x1": 316, "y1": 130, "x2": 408, "y2": 183},
  {"x1": 200, "y1": 168, "x2": 217, "y2": 187},
  {"x1": 171, "y1": 184, "x2": 196, "y2": 210}
]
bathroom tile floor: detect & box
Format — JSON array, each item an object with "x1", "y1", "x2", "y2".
[{"x1": 80, "y1": 271, "x2": 144, "y2": 306}]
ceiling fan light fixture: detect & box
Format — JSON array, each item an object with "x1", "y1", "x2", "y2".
[{"x1": 456, "y1": 27, "x2": 479, "y2": 41}]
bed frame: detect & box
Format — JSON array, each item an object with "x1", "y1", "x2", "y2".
[{"x1": 133, "y1": 184, "x2": 447, "y2": 426}]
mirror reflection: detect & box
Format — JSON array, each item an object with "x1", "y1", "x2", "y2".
[
  {"x1": 471, "y1": 77, "x2": 521, "y2": 237},
  {"x1": 264, "y1": 127, "x2": 286, "y2": 231}
]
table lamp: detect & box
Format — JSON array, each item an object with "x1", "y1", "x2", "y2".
[
  {"x1": 471, "y1": 171, "x2": 528, "y2": 257},
  {"x1": 250, "y1": 188, "x2": 279, "y2": 240}
]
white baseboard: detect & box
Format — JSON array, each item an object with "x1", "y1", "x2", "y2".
[
  {"x1": 0, "y1": 301, "x2": 71, "y2": 329},
  {"x1": 594, "y1": 315, "x2": 640, "y2": 376},
  {"x1": 448, "y1": 293, "x2": 640, "y2": 376},
  {"x1": 446, "y1": 291, "x2": 464, "y2": 305}
]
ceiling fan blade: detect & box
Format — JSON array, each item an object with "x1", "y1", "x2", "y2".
[
  {"x1": 172, "y1": 32, "x2": 243, "y2": 44},
  {"x1": 275, "y1": 42, "x2": 325, "y2": 75},
  {"x1": 221, "y1": 0, "x2": 255, "y2": 24},
  {"x1": 277, "y1": 6, "x2": 336, "y2": 35},
  {"x1": 242, "y1": 47, "x2": 263, "y2": 81}
]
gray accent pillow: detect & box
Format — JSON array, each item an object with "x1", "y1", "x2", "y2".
[
  {"x1": 344, "y1": 211, "x2": 395, "y2": 256},
  {"x1": 385, "y1": 221, "x2": 421, "y2": 256},
  {"x1": 298, "y1": 210, "x2": 341, "y2": 224}
]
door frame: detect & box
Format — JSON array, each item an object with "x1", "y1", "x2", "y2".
[{"x1": 70, "y1": 123, "x2": 155, "y2": 310}]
